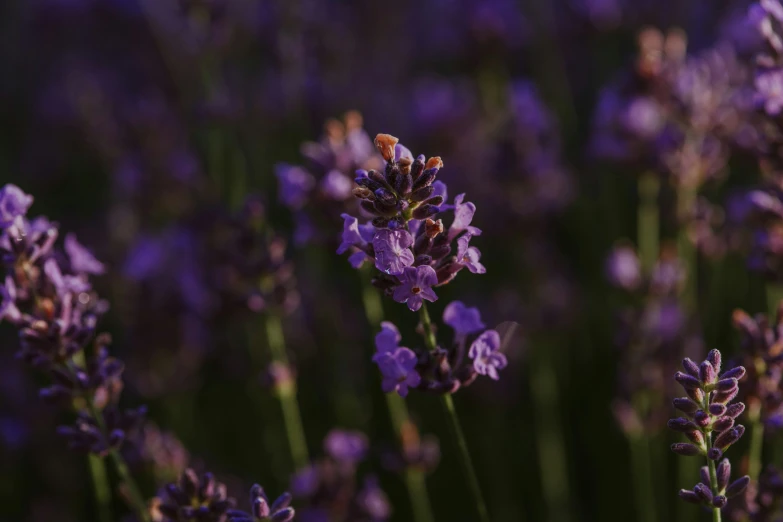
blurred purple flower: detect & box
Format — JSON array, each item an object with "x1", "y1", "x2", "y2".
[
  {"x1": 355, "y1": 476, "x2": 391, "y2": 520},
  {"x1": 373, "y1": 229, "x2": 415, "y2": 276},
  {"x1": 65, "y1": 234, "x2": 105, "y2": 275},
  {"x1": 456, "y1": 234, "x2": 486, "y2": 274},
  {"x1": 469, "y1": 330, "x2": 507, "y2": 380},
  {"x1": 321, "y1": 170, "x2": 354, "y2": 200},
  {"x1": 324, "y1": 429, "x2": 369, "y2": 464},
  {"x1": 606, "y1": 246, "x2": 642, "y2": 291},
  {"x1": 276, "y1": 164, "x2": 316, "y2": 209},
  {"x1": 291, "y1": 466, "x2": 319, "y2": 497},
  {"x1": 0, "y1": 184, "x2": 33, "y2": 227},
  {"x1": 755, "y1": 68, "x2": 783, "y2": 115},
  {"x1": 373, "y1": 347, "x2": 421, "y2": 397},
  {"x1": 443, "y1": 301, "x2": 486, "y2": 336},
  {"x1": 392, "y1": 266, "x2": 438, "y2": 311},
  {"x1": 43, "y1": 258, "x2": 90, "y2": 297}
]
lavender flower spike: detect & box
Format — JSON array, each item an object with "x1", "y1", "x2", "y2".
[
  {"x1": 226, "y1": 484, "x2": 295, "y2": 522},
  {"x1": 392, "y1": 266, "x2": 438, "y2": 311},
  {"x1": 468, "y1": 330, "x2": 507, "y2": 380},
  {"x1": 668, "y1": 349, "x2": 749, "y2": 513}
]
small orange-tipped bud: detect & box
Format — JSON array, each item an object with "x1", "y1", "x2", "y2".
[
  {"x1": 374, "y1": 133, "x2": 399, "y2": 162},
  {"x1": 425, "y1": 156, "x2": 443, "y2": 170},
  {"x1": 425, "y1": 218, "x2": 444, "y2": 239}
]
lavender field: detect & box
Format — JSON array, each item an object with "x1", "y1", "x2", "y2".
[{"x1": 2, "y1": 0, "x2": 783, "y2": 521}]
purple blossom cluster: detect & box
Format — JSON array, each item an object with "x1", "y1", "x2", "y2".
[
  {"x1": 606, "y1": 244, "x2": 695, "y2": 435},
  {"x1": 338, "y1": 134, "x2": 485, "y2": 311},
  {"x1": 275, "y1": 112, "x2": 383, "y2": 245},
  {"x1": 668, "y1": 350, "x2": 750, "y2": 511},
  {"x1": 290, "y1": 429, "x2": 390, "y2": 522},
  {"x1": 372, "y1": 302, "x2": 505, "y2": 397},
  {"x1": 0, "y1": 183, "x2": 145, "y2": 456}
]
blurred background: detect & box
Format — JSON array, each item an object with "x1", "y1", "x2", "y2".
[{"x1": 0, "y1": 0, "x2": 774, "y2": 521}]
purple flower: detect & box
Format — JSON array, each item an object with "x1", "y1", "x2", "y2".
[
  {"x1": 373, "y1": 229, "x2": 414, "y2": 276},
  {"x1": 320, "y1": 170, "x2": 354, "y2": 200},
  {"x1": 44, "y1": 259, "x2": 90, "y2": 297},
  {"x1": 392, "y1": 266, "x2": 438, "y2": 311},
  {"x1": 375, "y1": 321, "x2": 401, "y2": 354},
  {"x1": 443, "y1": 301, "x2": 486, "y2": 336},
  {"x1": 355, "y1": 477, "x2": 391, "y2": 519},
  {"x1": 337, "y1": 214, "x2": 374, "y2": 268},
  {"x1": 448, "y1": 194, "x2": 482, "y2": 241},
  {"x1": 324, "y1": 429, "x2": 368, "y2": 464},
  {"x1": 291, "y1": 466, "x2": 319, "y2": 497},
  {"x1": 65, "y1": 234, "x2": 105, "y2": 275},
  {"x1": 468, "y1": 330, "x2": 507, "y2": 380},
  {"x1": 373, "y1": 347, "x2": 421, "y2": 397},
  {"x1": 755, "y1": 69, "x2": 783, "y2": 115},
  {"x1": 275, "y1": 164, "x2": 316, "y2": 209},
  {"x1": 0, "y1": 184, "x2": 33, "y2": 228},
  {"x1": 456, "y1": 234, "x2": 486, "y2": 274},
  {"x1": 605, "y1": 246, "x2": 641, "y2": 291}
]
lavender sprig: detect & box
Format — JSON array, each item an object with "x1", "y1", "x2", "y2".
[
  {"x1": 0, "y1": 184, "x2": 150, "y2": 521},
  {"x1": 668, "y1": 349, "x2": 750, "y2": 520}
]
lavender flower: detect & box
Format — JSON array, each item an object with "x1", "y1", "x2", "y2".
[
  {"x1": 275, "y1": 112, "x2": 383, "y2": 244},
  {"x1": 324, "y1": 429, "x2": 368, "y2": 464},
  {"x1": 0, "y1": 184, "x2": 34, "y2": 227},
  {"x1": 226, "y1": 485, "x2": 295, "y2": 522},
  {"x1": 373, "y1": 229, "x2": 415, "y2": 275},
  {"x1": 375, "y1": 321, "x2": 402, "y2": 354},
  {"x1": 668, "y1": 350, "x2": 750, "y2": 511},
  {"x1": 65, "y1": 234, "x2": 106, "y2": 275},
  {"x1": 443, "y1": 301, "x2": 486, "y2": 337},
  {"x1": 392, "y1": 266, "x2": 438, "y2": 311},
  {"x1": 0, "y1": 183, "x2": 149, "y2": 518},
  {"x1": 291, "y1": 430, "x2": 390, "y2": 521},
  {"x1": 373, "y1": 347, "x2": 421, "y2": 397},
  {"x1": 370, "y1": 301, "x2": 504, "y2": 396},
  {"x1": 468, "y1": 330, "x2": 507, "y2": 380},
  {"x1": 155, "y1": 469, "x2": 235, "y2": 521},
  {"x1": 338, "y1": 133, "x2": 487, "y2": 317}
]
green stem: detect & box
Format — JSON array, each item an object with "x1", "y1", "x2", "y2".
[
  {"x1": 419, "y1": 303, "x2": 489, "y2": 522},
  {"x1": 264, "y1": 313, "x2": 310, "y2": 471},
  {"x1": 360, "y1": 272, "x2": 434, "y2": 522},
  {"x1": 677, "y1": 186, "x2": 698, "y2": 312},
  {"x1": 701, "y1": 395, "x2": 721, "y2": 522},
  {"x1": 638, "y1": 172, "x2": 660, "y2": 272},
  {"x1": 530, "y1": 348, "x2": 571, "y2": 522},
  {"x1": 418, "y1": 302, "x2": 437, "y2": 352},
  {"x1": 87, "y1": 450, "x2": 113, "y2": 522},
  {"x1": 109, "y1": 449, "x2": 150, "y2": 522},
  {"x1": 441, "y1": 394, "x2": 491, "y2": 522}
]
